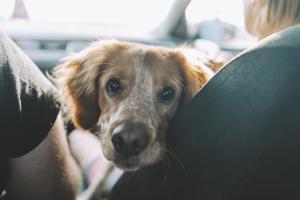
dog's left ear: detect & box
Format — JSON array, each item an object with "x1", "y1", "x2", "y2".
[
  {"x1": 54, "y1": 53, "x2": 101, "y2": 130},
  {"x1": 173, "y1": 49, "x2": 214, "y2": 103},
  {"x1": 54, "y1": 40, "x2": 130, "y2": 130}
]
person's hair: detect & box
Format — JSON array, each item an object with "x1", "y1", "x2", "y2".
[{"x1": 245, "y1": 0, "x2": 300, "y2": 39}]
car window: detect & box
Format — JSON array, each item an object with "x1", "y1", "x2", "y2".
[
  {"x1": 186, "y1": 0, "x2": 244, "y2": 28},
  {"x1": 186, "y1": 0, "x2": 256, "y2": 52},
  {"x1": 0, "y1": 0, "x2": 256, "y2": 70},
  {"x1": 0, "y1": 0, "x2": 15, "y2": 19},
  {"x1": 1, "y1": 0, "x2": 174, "y2": 30}
]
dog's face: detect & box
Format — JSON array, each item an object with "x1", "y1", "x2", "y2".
[{"x1": 55, "y1": 41, "x2": 212, "y2": 171}]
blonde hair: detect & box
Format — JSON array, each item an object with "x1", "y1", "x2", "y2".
[{"x1": 245, "y1": 0, "x2": 300, "y2": 39}]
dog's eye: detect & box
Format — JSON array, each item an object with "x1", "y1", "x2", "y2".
[
  {"x1": 106, "y1": 78, "x2": 122, "y2": 95},
  {"x1": 159, "y1": 86, "x2": 175, "y2": 103}
]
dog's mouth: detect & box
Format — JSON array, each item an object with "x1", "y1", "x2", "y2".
[
  {"x1": 110, "y1": 141, "x2": 163, "y2": 171},
  {"x1": 112, "y1": 154, "x2": 142, "y2": 171}
]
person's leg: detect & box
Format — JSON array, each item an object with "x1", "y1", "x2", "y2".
[
  {"x1": 0, "y1": 30, "x2": 84, "y2": 199},
  {"x1": 6, "y1": 115, "x2": 82, "y2": 200}
]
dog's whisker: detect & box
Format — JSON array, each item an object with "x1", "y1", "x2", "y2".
[
  {"x1": 149, "y1": 147, "x2": 170, "y2": 180},
  {"x1": 161, "y1": 152, "x2": 171, "y2": 181},
  {"x1": 159, "y1": 148, "x2": 187, "y2": 177},
  {"x1": 147, "y1": 148, "x2": 170, "y2": 181}
]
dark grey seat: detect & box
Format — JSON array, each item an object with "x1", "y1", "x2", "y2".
[{"x1": 109, "y1": 24, "x2": 300, "y2": 200}]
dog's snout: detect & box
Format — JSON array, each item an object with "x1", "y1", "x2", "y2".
[{"x1": 111, "y1": 123, "x2": 149, "y2": 157}]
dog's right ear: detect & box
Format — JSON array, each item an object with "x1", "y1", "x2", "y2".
[
  {"x1": 54, "y1": 53, "x2": 101, "y2": 130},
  {"x1": 172, "y1": 49, "x2": 214, "y2": 104}
]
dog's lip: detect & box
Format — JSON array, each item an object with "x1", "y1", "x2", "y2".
[{"x1": 113, "y1": 155, "x2": 141, "y2": 170}]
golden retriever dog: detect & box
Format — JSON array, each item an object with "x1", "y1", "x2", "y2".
[{"x1": 54, "y1": 40, "x2": 213, "y2": 172}]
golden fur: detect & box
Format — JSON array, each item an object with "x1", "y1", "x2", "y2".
[{"x1": 54, "y1": 40, "x2": 213, "y2": 170}]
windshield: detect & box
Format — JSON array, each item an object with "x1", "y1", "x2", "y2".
[
  {"x1": 1, "y1": 0, "x2": 246, "y2": 30},
  {"x1": 1, "y1": 0, "x2": 174, "y2": 30},
  {"x1": 186, "y1": 0, "x2": 244, "y2": 27}
]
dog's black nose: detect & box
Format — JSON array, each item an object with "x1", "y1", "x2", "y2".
[{"x1": 111, "y1": 123, "x2": 149, "y2": 157}]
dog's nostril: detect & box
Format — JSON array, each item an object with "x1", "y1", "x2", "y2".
[
  {"x1": 111, "y1": 134, "x2": 124, "y2": 153},
  {"x1": 111, "y1": 123, "x2": 149, "y2": 157}
]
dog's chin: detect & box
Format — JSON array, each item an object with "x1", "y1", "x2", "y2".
[
  {"x1": 105, "y1": 142, "x2": 163, "y2": 171},
  {"x1": 113, "y1": 160, "x2": 141, "y2": 171},
  {"x1": 112, "y1": 156, "x2": 143, "y2": 171},
  {"x1": 112, "y1": 153, "x2": 160, "y2": 171}
]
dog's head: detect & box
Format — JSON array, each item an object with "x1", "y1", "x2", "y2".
[{"x1": 55, "y1": 40, "x2": 213, "y2": 171}]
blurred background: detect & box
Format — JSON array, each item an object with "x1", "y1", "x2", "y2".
[{"x1": 0, "y1": 0, "x2": 256, "y2": 71}]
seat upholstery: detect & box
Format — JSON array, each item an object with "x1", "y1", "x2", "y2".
[{"x1": 109, "y1": 25, "x2": 300, "y2": 200}]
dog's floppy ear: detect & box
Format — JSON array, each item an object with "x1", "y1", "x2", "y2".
[
  {"x1": 184, "y1": 65, "x2": 212, "y2": 101},
  {"x1": 54, "y1": 53, "x2": 101, "y2": 130},
  {"x1": 54, "y1": 40, "x2": 130, "y2": 130},
  {"x1": 173, "y1": 49, "x2": 214, "y2": 103}
]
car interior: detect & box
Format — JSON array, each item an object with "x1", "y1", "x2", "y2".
[
  {"x1": 1, "y1": 0, "x2": 300, "y2": 199},
  {"x1": 0, "y1": 0, "x2": 256, "y2": 72},
  {"x1": 108, "y1": 24, "x2": 300, "y2": 200}
]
